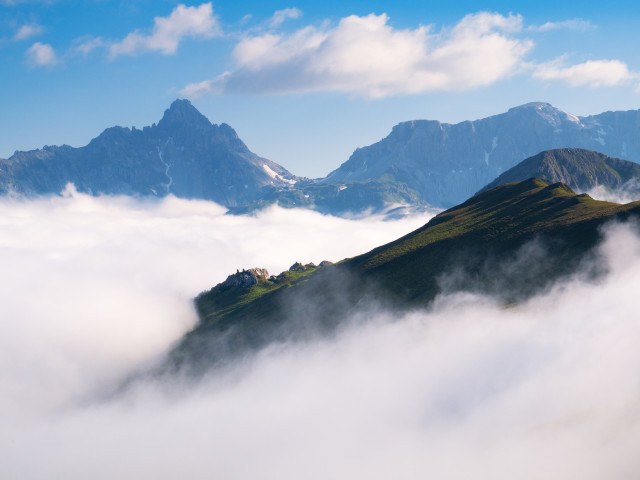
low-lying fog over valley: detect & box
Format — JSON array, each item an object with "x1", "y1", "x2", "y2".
[
  {"x1": 2, "y1": 189, "x2": 640, "y2": 479},
  {"x1": 6, "y1": 0, "x2": 640, "y2": 476}
]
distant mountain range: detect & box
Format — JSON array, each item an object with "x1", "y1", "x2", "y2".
[
  {"x1": 322, "y1": 102, "x2": 640, "y2": 208},
  {"x1": 3, "y1": 100, "x2": 640, "y2": 215},
  {"x1": 0, "y1": 100, "x2": 297, "y2": 206},
  {"x1": 167, "y1": 178, "x2": 640, "y2": 373}
]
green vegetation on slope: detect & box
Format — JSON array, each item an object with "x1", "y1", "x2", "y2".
[
  {"x1": 170, "y1": 178, "x2": 640, "y2": 372},
  {"x1": 346, "y1": 178, "x2": 639, "y2": 302},
  {"x1": 195, "y1": 264, "x2": 320, "y2": 326}
]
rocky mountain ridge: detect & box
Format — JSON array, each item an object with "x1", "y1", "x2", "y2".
[
  {"x1": 0, "y1": 100, "x2": 297, "y2": 206},
  {"x1": 4, "y1": 100, "x2": 640, "y2": 215},
  {"x1": 322, "y1": 102, "x2": 640, "y2": 208}
]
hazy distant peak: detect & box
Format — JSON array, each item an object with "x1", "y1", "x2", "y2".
[
  {"x1": 507, "y1": 101, "x2": 583, "y2": 125},
  {"x1": 510, "y1": 101, "x2": 554, "y2": 111},
  {"x1": 217, "y1": 122, "x2": 239, "y2": 139}
]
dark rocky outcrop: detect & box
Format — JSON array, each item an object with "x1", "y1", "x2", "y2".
[{"x1": 220, "y1": 268, "x2": 270, "y2": 290}]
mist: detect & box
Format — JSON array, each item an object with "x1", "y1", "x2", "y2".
[
  {"x1": 586, "y1": 184, "x2": 640, "y2": 204},
  {"x1": 2, "y1": 191, "x2": 640, "y2": 479},
  {"x1": 0, "y1": 189, "x2": 436, "y2": 417}
]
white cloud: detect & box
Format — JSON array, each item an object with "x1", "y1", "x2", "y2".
[
  {"x1": 182, "y1": 12, "x2": 532, "y2": 98},
  {"x1": 72, "y1": 36, "x2": 106, "y2": 56},
  {"x1": 269, "y1": 7, "x2": 302, "y2": 28},
  {"x1": 13, "y1": 23, "x2": 44, "y2": 41},
  {"x1": 2, "y1": 199, "x2": 640, "y2": 478},
  {"x1": 25, "y1": 41, "x2": 59, "y2": 66},
  {"x1": 0, "y1": 191, "x2": 435, "y2": 418},
  {"x1": 532, "y1": 18, "x2": 595, "y2": 32},
  {"x1": 534, "y1": 58, "x2": 638, "y2": 88},
  {"x1": 109, "y1": 2, "x2": 221, "y2": 58}
]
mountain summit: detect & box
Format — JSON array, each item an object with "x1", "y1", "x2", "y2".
[
  {"x1": 3, "y1": 101, "x2": 640, "y2": 216},
  {"x1": 0, "y1": 99, "x2": 297, "y2": 206},
  {"x1": 157, "y1": 99, "x2": 213, "y2": 132},
  {"x1": 320, "y1": 102, "x2": 640, "y2": 208}
]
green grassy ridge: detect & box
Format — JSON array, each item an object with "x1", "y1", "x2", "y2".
[
  {"x1": 195, "y1": 265, "x2": 320, "y2": 326},
  {"x1": 351, "y1": 179, "x2": 632, "y2": 272},
  {"x1": 172, "y1": 178, "x2": 640, "y2": 372},
  {"x1": 339, "y1": 178, "x2": 640, "y2": 303},
  {"x1": 171, "y1": 262, "x2": 357, "y2": 372},
  {"x1": 198, "y1": 177, "x2": 640, "y2": 328}
]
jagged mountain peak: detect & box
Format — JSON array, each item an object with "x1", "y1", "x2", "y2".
[
  {"x1": 157, "y1": 98, "x2": 212, "y2": 131},
  {"x1": 0, "y1": 99, "x2": 297, "y2": 205}
]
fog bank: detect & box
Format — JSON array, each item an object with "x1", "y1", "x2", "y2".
[
  {"x1": 0, "y1": 190, "x2": 435, "y2": 420},
  {"x1": 2, "y1": 192, "x2": 640, "y2": 479}
]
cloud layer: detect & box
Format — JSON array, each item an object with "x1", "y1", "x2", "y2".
[
  {"x1": 532, "y1": 18, "x2": 595, "y2": 32},
  {"x1": 0, "y1": 191, "x2": 435, "y2": 419},
  {"x1": 17, "y1": 6, "x2": 637, "y2": 97},
  {"x1": 25, "y1": 41, "x2": 58, "y2": 66},
  {"x1": 269, "y1": 7, "x2": 302, "y2": 29},
  {"x1": 2, "y1": 195, "x2": 640, "y2": 478},
  {"x1": 183, "y1": 12, "x2": 532, "y2": 98},
  {"x1": 14, "y1": 23, "x2": 44, "y2": 41},
  {"x1": 109, "y1": 2, "x2": 221, "y2": 58},
  {"x1": 534, "y1": 58, "x2": 637, "y2": 88}
]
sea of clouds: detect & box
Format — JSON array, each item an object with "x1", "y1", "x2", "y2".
[{"x1": 1, "y1": 190, "x2": 640, "y2": 479}]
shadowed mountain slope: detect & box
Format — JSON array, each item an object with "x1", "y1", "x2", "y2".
[
  {"x1": 479, "y1": 148, "x2": 640, "y2": 195},
  {"x1": 168, "y1": 178, "x2": 640, "y2": 373}
]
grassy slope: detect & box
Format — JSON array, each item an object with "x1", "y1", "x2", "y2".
[
  {"x1": 195, "y1": 267, "x2": 319, "y2": 325},
  {"x1": 348, "y1": 177, "x2": 640, "y2": 301},
  {"x1": 171, "y1": 178, "x2": 640, "y2": 371}
]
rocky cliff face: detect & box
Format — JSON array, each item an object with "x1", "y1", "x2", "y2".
[
  {"x1": 220, "y1": 268, "x2": 270, "y2": 289},
  {"x1": 322, "y1": 102, "x2": 640, "y2": 207},
  {"x1": 0, "y1": 100, "x2": 297, "y2": 206}
]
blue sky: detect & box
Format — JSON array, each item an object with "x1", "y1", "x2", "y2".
[{"x1": 2, "y1": 0, "x2": 640, "y2": 177}]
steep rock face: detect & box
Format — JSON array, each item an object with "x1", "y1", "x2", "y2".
[
  {"x1": 322, "y1": 102, "x2": 640, "y2": 207},
  {"x1": 478, "y1": 148, "x2": 640, "y2": 194},
  {"x1": 0, "y1": 100, "x2": 297, "y2": 206}
]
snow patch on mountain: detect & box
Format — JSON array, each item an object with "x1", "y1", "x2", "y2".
[{"x1": 263, "y1": 164, "x2": 296, "y2": 185}]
